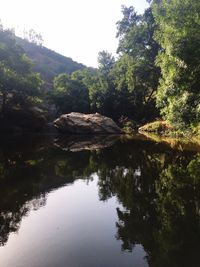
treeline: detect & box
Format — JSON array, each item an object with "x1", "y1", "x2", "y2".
[
  {"x1": 16, "y1": 36, "x2": 85, "y2": 82},
  {"x1": 0, "y1": 24, "x2": 43, "y2": 115},
  {"x1": 48, "y1": 6, "x2": 160, "y2": 123},
  {"x1": 0, "y1": 0, "x2": 200, "y2": 132},
  {"x1": 45, "y1": 0, "x2": 200, "y2": 131}
]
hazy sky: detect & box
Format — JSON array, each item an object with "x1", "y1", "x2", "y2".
[{"x1": 0, "y1": 0, "x2": 149, "y2": 67}]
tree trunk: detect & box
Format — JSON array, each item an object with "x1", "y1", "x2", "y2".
[{"x1": 145, "y1": 88, "x2": 155, "y2": 105}]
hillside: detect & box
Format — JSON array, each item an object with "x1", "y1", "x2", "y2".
[{"x1": 16, "y1": 37, "x2": 85, "y2": 82}]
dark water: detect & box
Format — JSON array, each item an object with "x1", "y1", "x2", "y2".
[{"x1": 0, "y1": 134, "x2": 200, "y2": 267}]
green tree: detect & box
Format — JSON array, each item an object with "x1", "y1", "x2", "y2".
[
  {"x1": 97, "y1": 50, "x2": 115, "y2": 75},
  {"x1": 0, "y1": 24, "x2": 43, "y2": 117},
  {"x1": 50, "y1": 73, "x2": 90, "y2": 114},
  {"x1": 115, "y1": 6, "x2": 160, "y2": 121},
  {"x1": 152, "y1": 0, "x2": 200, "y2": 128},
  {"x1": 71, "y1": 52, "x2": 119, "y2": 119}
]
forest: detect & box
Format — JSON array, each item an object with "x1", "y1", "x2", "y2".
[{"x1": 0, "y1": 0, "x2": 200, "y2": 136}]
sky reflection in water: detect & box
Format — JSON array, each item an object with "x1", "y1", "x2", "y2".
[{"x1": 0, "y1": 134, "x2": 200, "y2": 267}]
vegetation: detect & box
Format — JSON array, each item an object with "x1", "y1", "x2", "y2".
[
  {"x1": 152, "y1": 0, "x2": 200, "y2": 130},
  {"x1": 49, "y1": 73, "x2": 90, "y2": 114},
  {"x1": 16, "y1": 36, "x2": 85, "y2": 82},
  {"x1": 0, "y1": 25, "x2": 43, "y2": 115},
  {"x1": 1, "y1": 2, "x2": 200, "y2": 265},
  {"x1": 139, "y1": 120, "x2": 173, "y2": 133},
  {"x1": 0, "y1": 0, "x2": 200, "y2": 136},
  {"x1": 46, "y1": 0, "x2": 200, "y2": 135}
]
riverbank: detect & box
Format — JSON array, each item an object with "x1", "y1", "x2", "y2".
[{"x1": 138, "y1": 120, "x2": 200, "y2": 138}]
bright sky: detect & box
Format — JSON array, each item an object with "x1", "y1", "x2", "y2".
[{"x1": 0, "y1": 0, "x2": 149, "y2": 67}]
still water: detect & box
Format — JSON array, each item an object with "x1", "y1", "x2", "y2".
[{"x1": 0, "y1": 134, "x2": 200, "y2": 267}]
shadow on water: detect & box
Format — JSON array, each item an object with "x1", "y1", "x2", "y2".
[
  {"x1": 0, "y1": 133, "x2": 200, "y2": 266},
  {"x1": 140, "y1": 131, "x2": 200, "y2": 152}
]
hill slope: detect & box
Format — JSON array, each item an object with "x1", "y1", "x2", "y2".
[{"x1": 16, "y1": 37, "x2": 85, "y2": 82}]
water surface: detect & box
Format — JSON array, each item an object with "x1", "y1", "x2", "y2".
[{"x1": 0, "y1": 134, "x2": 200, "y2": 267}]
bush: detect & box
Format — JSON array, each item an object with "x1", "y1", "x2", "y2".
[
  {"x1": 139, "y1": 121, "x2": 173, "y2": 134},
  {"x1": 119, "y1": 116, "x2": 137, "y2": 133}
]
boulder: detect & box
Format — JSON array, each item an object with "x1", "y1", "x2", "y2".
[{"x1": 54, "y1": 112, "x2": 122, "y2": 134}]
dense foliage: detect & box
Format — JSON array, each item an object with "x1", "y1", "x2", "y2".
[
  {"x1": 152, "y1": 0, "x2": 200, "y2": 129},
  {"x1": 49, "y1": 73, "x2": 90, "y2": 114},
  {"x1": 16, "y1": 37, "x2": 85, "y2": 82},
  {"x1": 50, "y1": 6, "x2": 160, "y2": 121},
  {"x1": 0, "y1": 0, "x2": 200, "y2": 133},
  {"x1": 0, "y1": 24, "x2": 43, "y2": 116}
]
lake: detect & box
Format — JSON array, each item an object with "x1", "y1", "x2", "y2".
[{"x1": 0, "y1": 134, "x2": 200, "y2": 267}]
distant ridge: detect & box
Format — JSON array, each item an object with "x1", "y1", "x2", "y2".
[{"x1": 16, "y1": 37, "x2": 85, "y2": 82}]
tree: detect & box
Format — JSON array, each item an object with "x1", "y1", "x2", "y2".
[
  {"x1": 23, "y1": 29, "x2": 43, "y2": 46},
  {"x1": 116, "y1": 6, "x2": 161, "y2": 121},
  {"x1": 50, "y1": 73, "x2": 90, "y2": 114},
  {"x1": 0, "y1": 24, "x2": 43, "y2": 117},
  {"x1": 152, "y1": 0, "x2": 200, "y2": 128},
  {"x1": 97, "y1": 50, "x2": 115, "y2": 75},
  {"x1": 70, "y1": 53, "x2": 120, "y2": 119}
]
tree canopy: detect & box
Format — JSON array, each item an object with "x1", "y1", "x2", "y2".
[
  {"x1": 0, "y1": 24, "x2": 43, "y2": 116},
  {"x1": 1, "y1": 0, "x2": 200, "y2": 134},
  {"x1": 152, "y1": 0, "x2": 200, "y2": 129}
]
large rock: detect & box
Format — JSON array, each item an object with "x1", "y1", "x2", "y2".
[{"x1": 54, "y1": 112, "x2": 122, "y2": 134}]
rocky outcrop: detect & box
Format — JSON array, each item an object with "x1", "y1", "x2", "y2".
[{"x1": 54, "y1": 112, "x2": 122, "y2": 134}]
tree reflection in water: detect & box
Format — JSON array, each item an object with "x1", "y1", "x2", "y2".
[{"x1": 0, "y1": 134, "x2": 200, "y2": 266}]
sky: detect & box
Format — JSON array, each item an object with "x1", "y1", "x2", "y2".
[{"x1": 0, "y1": 0, "x2": 149, "y2": 67}]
